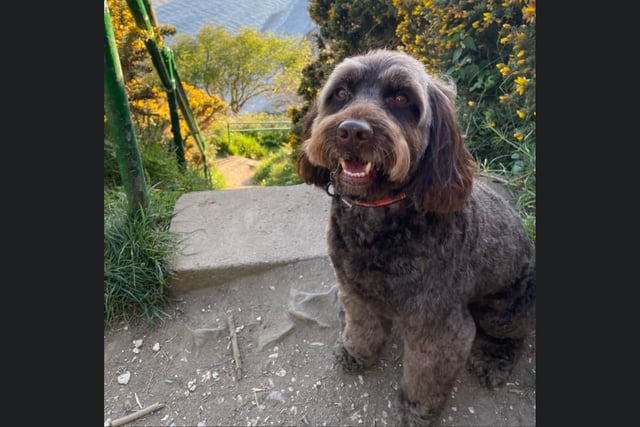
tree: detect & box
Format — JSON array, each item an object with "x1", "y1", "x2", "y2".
[
  {"x1": 172, "y1": 25, "x2": 312, "y2": 114},
  {"x1": 106, "y1": 0, "x2": 227, "y2": 169}
]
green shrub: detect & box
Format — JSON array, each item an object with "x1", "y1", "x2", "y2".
[
  {"x1": 212, "y1": 132, "x2": 267, "y2": 160},
  {"x1": 253, "y1": 146, "x2": 302, "y2": 186},
  {"x1": 104, "y1": 189, "x2": 175, "y2": 328},
  {"x1": 252, "y1": 129, "x2": 290, "y2": 151},
  {"x1": 104, "y1": 138, "x2": 225, "y2": 192}
]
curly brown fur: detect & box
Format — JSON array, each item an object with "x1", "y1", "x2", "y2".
[{"x1": 297, "y1": 49, "x2": 536, "y2": 426}]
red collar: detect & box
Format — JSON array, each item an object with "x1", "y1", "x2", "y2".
[
  {"x1": 350, "y1": 192, "x2": 408, "y2": 208},
  {"x1": 325, "y1": 182, "x2": 409, "y2": 208}
]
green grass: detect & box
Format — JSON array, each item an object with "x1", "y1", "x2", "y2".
[
  {"x1": 213, "y1": 131, "x2": 268, "y2": 160},
  {"x1": 477, "y1": 121, "x2": 536, "y2": 246},
  {"x1": 103, "y1": 138, "x2": 225, "y2": 328},
  {"x1": 104, "y1": 190, "x2": 175, "y2": 328},
  {"x1": 253, "y1": 146, "x2": 302, "y2": 186}
]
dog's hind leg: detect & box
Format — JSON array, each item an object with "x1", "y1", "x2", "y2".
[
  {"x1": 334, "y1": 287, "x2": 391, "y2": 372},
  {"x1": 468, "y1": 263, "x2": 535, "y2": 388},
  {"x1": 397, "y1": 309, "x2": 476, "y2": 427}
]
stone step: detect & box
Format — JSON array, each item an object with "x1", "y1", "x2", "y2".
[{"x1": 168, "y1": 184, "x2": 331, "y2": 291}]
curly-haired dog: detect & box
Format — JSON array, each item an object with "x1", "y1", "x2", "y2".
[{"x1": 296, "y1": 49, "x2": 535, "y2": 426}]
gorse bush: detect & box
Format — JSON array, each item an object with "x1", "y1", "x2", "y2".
[{"x1": 394, "y1": 0, "x2": 536, "y2": 243}]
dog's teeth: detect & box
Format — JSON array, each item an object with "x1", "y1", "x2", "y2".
[{"x1": 365, "y1": 162, "x2": 372, "y2": 174}]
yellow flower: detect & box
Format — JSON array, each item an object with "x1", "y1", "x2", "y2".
[
  {"x1": 499, "y1": 65, "x2": 511, "y2": 76},
  {"x1": 516, "y1": 110, "x2": 526, "y2": 119},
  {"x1": 500, "y1": 37, "x2": 509, "y2": 44},
  {"x1": 468, "y1": 100, "x2": 475, "y2": 106},
  {"x1": 499, "y1": 95, "x2": 509, "y2": 102},
  {"x1": 517, "y1": 50, "x2": 526, "y2": 57},
  {"x1": 517, "y1": 59, "x2": 526, "y2": 65},
  {"x1": 483, "y1": 12, "x2": 492, "y2": 22},
  {"x1": 522, "y1": 5, "x2": 536, "y2": 22},
  {"x1": 472, "y1": 20, "x2": 480, "y2": 29},
  {"x1": 513, "y1": 132, "x2": 524, "y2": 141}
]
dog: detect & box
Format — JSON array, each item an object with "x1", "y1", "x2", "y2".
[{"x1": 296, "y1": 49, "x2": 535, "y2": 426}]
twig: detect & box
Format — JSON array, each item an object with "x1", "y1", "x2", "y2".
[
  {"x1": 134, "y1": 392, "x2": 143, "y2": 409},
  {"x1": 105, "y1": 402, "x2": 165, "y2": 426},
  {"x1": 227, "y1": 314, "x2": 242, "y2": 381}
]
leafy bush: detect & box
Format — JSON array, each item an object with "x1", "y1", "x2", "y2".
[
  {"x1": 253, "y1": 146, "x2": 302, "y2": 186},
  {"x1": 212, "y1": 131, "x2": 268, "y2": 160},
  {"x1": 104, "y1": 138, "x2": 224, "y2": 192},
  {"x1": 251, "y1": 129, "x2": 290, "y2": 151}
]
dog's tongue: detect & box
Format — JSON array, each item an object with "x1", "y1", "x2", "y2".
[{"x1": 342, "y1": 159, "x2": 368, "y2": 174}]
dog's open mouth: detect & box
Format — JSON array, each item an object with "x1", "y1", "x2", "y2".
[{"x1": 339, "y1": 158, "x2": 377, "y2": 184}]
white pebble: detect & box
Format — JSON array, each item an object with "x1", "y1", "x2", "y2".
[
  {"x1": 152, "y1": 342, "x2": 160, "y2": 352},
  {"x1": 117, "y1": 371, "x2": 130, "y2": 385}
]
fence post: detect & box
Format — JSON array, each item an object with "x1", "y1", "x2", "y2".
[{"x1": 104, "y1": 0, "x2": 149, "y2": 216}]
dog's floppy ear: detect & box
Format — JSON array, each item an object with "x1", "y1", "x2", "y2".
[
  {"x1": 295, "y1": 102, "x2": 331, "y2": 187},
  {"x1": 410, "y1": 77, "x2": 477, "y2": 213}
]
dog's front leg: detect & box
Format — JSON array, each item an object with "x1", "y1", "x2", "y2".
[
  {"x1": 334, "y1": 286, "x2": 391, "y2": 372},
  {"x1": 398, "y1": 310, "x2": 476, "y2": 426}
]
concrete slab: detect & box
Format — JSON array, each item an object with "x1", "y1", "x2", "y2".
[{"x1": 168, "y1": 184, "x2": 331, "y2": 291}]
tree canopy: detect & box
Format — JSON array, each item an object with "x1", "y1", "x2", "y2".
[{"x1": 172, "y1": 25, "x2": 312, "y2": 114}]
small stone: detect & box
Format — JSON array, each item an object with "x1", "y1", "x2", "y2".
[
  {"x1": 117, "y1": 371, "x2": 130, "y2": 385},
  {"x1": 275, "y1": 368, "x2": 287, "y2": 377},
  {"x1": 132, "y1": 348, "x2": 140, "y2": 354},
  {"x1": 152, "y1": 342, "x2": 160, "y2": 352},
  {"x1": 188, "y1": 379, "x2": 197, "y2": 392},
  {"x1": 468, "y1": 406, "x2": 475, "y2": 414},
  {"x1": 266, "y1": 390, "x2": 286, "y2": 403},
  {"x1": 197, "y1": 422, "x2": 206, "y2": 427},
  {"x1": 132, "y1": 339, "x2": 143, "y2": 348}
]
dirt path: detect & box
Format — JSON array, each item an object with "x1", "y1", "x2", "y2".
[
  {"x1": 213, "y1": 156, "x2": 262, "y2": 189},
  {"x1": 104, "y1": 259, "x2": 536, "y2": 427}
]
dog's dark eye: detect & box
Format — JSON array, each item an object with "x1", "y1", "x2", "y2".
[
  {"x1": 387, "y1": 94, "x2": 410, "y2": 107},
  {"x1": 334, "y1": 87, "x2": 349, "y2": 101}
]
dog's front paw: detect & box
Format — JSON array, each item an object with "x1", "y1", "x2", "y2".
[
  {"x1": 467, "y1": 336, "x2": 522, "y2": 389},
  {"x1": 398, "y1": 389, "x2": 438, "y2": 427},
  {"x1": 334, "y1": 339, "x2": 366, "y2": 372},
  {"x1": 467, "y1": 351, "x2": 514, "y2": 389}
]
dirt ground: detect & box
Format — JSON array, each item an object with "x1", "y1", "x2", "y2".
[
  {"x1": 213, "y1": 156, "x2": 262, "y2": 189},
  {"x1": 104, "y1": 259, "x2": 535, "y2": 427}
]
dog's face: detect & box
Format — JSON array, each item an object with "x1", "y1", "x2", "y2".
[{"x1": 297, "y1": 49, "x2": 476, "y2": 213}]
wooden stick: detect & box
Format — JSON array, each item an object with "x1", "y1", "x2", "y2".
[
  {"x1": 106, "y1": 402, "x2": 165, "y2": 426},
  {"x1": 227, "y1": 314, "x2": 242, "y2": 380}
]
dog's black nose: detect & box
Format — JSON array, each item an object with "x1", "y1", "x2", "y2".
[{"x1": 337, "y1": 119, "x2": 372, "y2": 144}]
